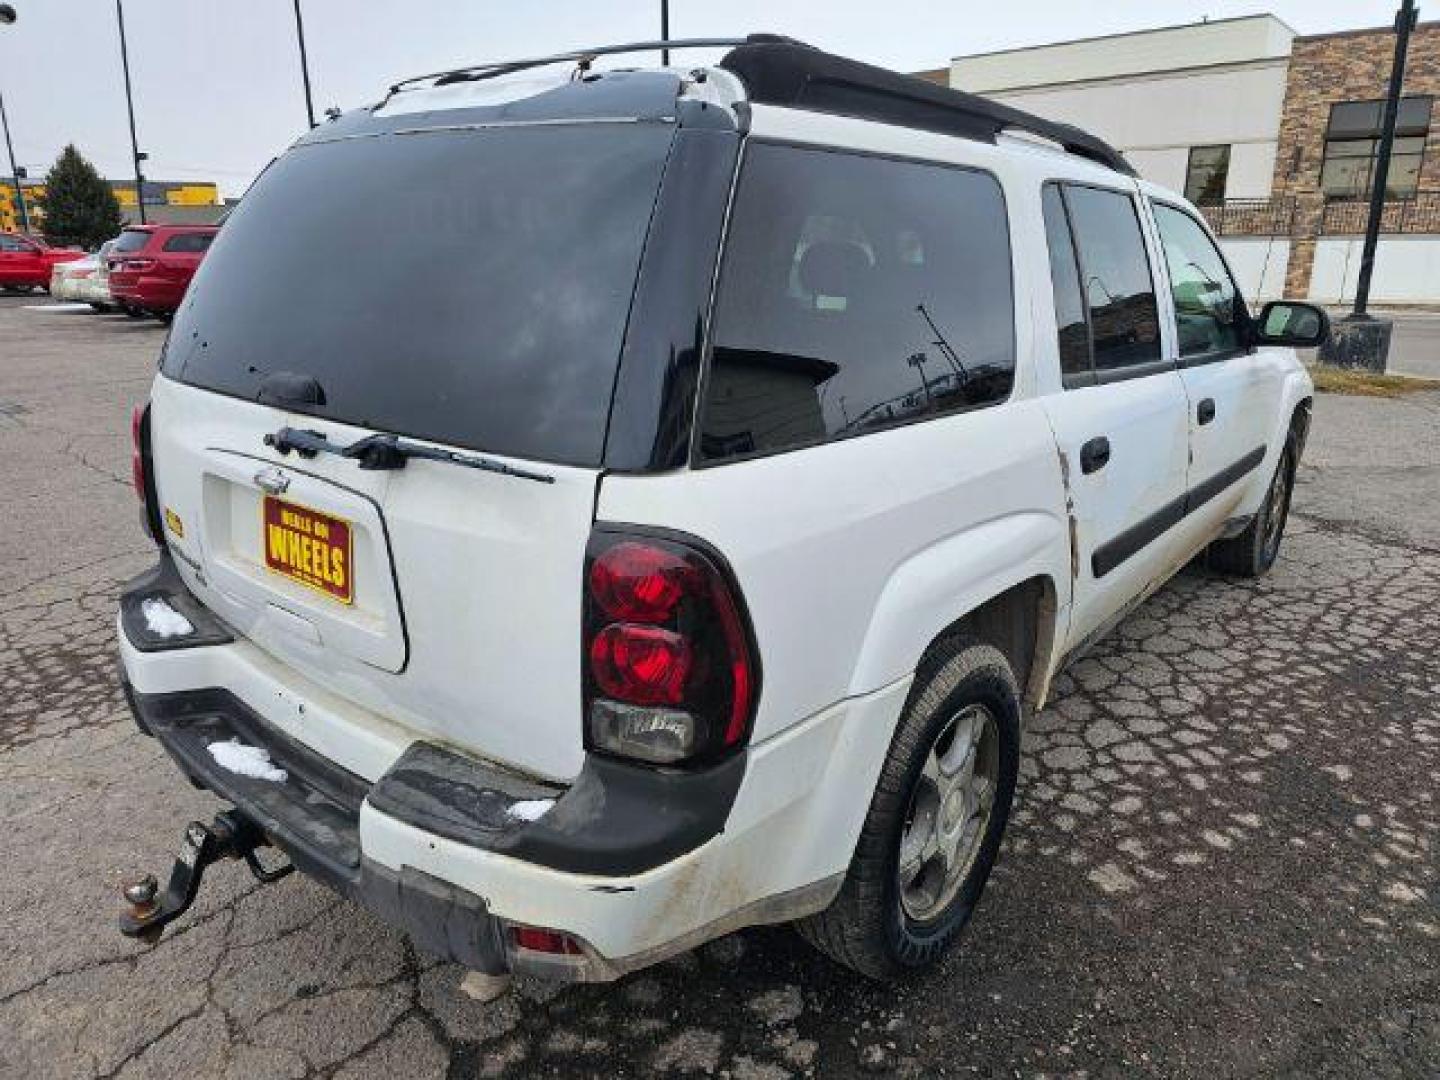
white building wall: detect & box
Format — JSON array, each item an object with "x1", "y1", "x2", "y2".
[
  {"x1": 949, "y1": 15, "x2": 1294, "y2": 201},
  {"x1": 1219, "y1": 238, "x2": 1292, "y2": 302},
  {"x1": 1123, "y1": 148, "x2": 1190, "y2": 194},
  {"x1": 1309, "y1": 237, "x2": 1440, "y2": 305},
  {"x1": 1226, "y1": 142, "x2": 1280, "y2": 200},
  {"x1": 952, "y1": 15, "x2": 1295, "y2": 93},
  {"x1": 976, "y1": 62, "x2": 1289, "y2": 199}
]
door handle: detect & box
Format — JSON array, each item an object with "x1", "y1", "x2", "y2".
[
  {"x1": 1197, "y1": 398, "x2": 1217, "y2": 425},
  {"x1": 1080, "y1": 436, "x2": 1111, "y2": 475}
]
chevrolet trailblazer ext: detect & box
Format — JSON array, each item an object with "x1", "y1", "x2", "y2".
[{"x1": 116, "y1": 37, "x2": 1326, "y2": 982}]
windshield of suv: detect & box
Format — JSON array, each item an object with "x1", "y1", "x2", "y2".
[{"x1": 165, "y1": 123, "x2": 675, "y2": 465}]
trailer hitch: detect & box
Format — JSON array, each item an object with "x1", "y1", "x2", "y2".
[{"x1": 119, "y1": 810, "x2": 293, "y2": 944}]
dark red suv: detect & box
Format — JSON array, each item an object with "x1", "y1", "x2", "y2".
[{"x1": 108, "y1": 225, "x2": 219, "y2": 318}]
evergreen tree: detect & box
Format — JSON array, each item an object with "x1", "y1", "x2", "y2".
[{"x1": 40, "y1": 145, "x2": 123, "y2": 249}]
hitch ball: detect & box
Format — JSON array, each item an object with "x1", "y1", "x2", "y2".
[{"x1": 123, "y1": 874, "x2": 159, "y2": 920}]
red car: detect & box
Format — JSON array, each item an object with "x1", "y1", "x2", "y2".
[
  {"x1": 108, "y1": 224, "x2": 219, "y2": 318},
  {"x1": 0, "y1": 232, "x2": 85, "y2": 293}
]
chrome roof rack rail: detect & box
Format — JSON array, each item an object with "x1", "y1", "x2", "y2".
[{"x1": 387, "y1": 35, "x2": 795, "y2": 96}]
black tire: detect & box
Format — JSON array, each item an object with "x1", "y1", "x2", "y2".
[
  {"x1": 124, "y1": 305, "x2": 145, "y2": 319},
  {"x1": 2, "y1": 285, "x2": 31, "y2": 295},
  {"x1": 1206, "y1": 432, "x2": 1297, "y2": 577},
  {"x1": 89, "y1": 302, "x2": 111, "y2": 313},
  {"x1": 797, "y1": 637, "x2": 1021, "y2": 980}
]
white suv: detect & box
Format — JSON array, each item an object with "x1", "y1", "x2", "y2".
[{"x1": 116, "y1": 36, "x2": 1327, "y2": 982}]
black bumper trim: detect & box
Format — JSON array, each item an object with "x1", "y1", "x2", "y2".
[
  {"x1": 130, "y1": 686, "x2": 369, "y2": 883},
  {"x1": 120, "y1": 552, "x2": 234, "y2": 652},
  {"x1": 121, "y1": 679, "x2": 744, "y2": 970},
  {"x1": 369, "y1": 742, "x2": 746, "y2": 876},
  {"x1": 122, "y1": 684, "x2": 508, "y2": 973}
]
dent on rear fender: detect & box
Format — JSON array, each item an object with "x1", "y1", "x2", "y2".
[{"x1": 846, "y1": 511, "x2": 1070, "y2": 697}]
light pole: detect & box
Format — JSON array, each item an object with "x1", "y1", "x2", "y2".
[
  {"x1": 1321, "y1": 0, "x2": 1418, "y2": 371},
  {"x1": 1352, "y1": 0, "x2": 1417, "y2": 317},
  {"x1": 0, "y1": 3, "x2": 30, "y2": 234},
  {"x1": 292, "y1": 0, "x2": 316, "y2": 129},
  {"x1": 661, "y1": 0, "x2": 670, "y2": 65},
  {"x1": 114, "y1": 0, "x2": 146, "y2": 224}
]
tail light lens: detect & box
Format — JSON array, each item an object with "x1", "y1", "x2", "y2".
[
  {"x1": 131, "y1": 403, "x2": 164, "y2": 545},
  {"x1": 509, "y1": 925, "x2": 582, "y2": 956},
  {"x1": 583, "y1": 530, "x2": 759, "y2": 767}
]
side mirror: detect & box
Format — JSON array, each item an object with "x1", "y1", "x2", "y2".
[{"x1": 1255, "y1": 301, "x2": 1329, "y2": 348}]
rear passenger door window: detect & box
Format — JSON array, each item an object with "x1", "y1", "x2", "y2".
[
  {"x1": 1151, "y1": 203, "x2": 1247, "y2": 362},
  {"x1": 698, "y1": 145, "x2": 1015, "y2": 462},
  {"x1": 1042, "y1": 182, "x2": 1163, "y2": 385}
]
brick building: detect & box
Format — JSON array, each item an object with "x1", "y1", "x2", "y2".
[
  {"x1": 940, "y1": 15, "x2": 1440, "y2": 305},
  {"x1": 1272, "y1": 23, "x2": 1440, "y2": 299}
]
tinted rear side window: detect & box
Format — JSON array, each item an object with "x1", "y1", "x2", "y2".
[
  {"x1": 165, "y1": 124, "x2": 675, "y2": 465},
  {"x1": 1041, "y1": 185, "x2": 1091, "y2": 381},
  {"x1": 162, "y1": 231, "x2": 214, "y2": 253},
  {"x1": 699, "y1": 145, "x2": 1014, "y2": 462},
  {"x1": 1060, "y1": 186, "x2": 1161, "y2": 374},
  {"x1": 112, "y1": 229, "x2": 150, "y2": 254}
]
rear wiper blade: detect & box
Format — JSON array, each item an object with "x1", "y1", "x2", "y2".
[{"x1": 263, "y1": 427, "x2": 555, "y2": 485}]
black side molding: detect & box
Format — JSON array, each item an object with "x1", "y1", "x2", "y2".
[
  {"x1": 1091, "y1": 446, "x2": 1266, "y2": 579},
  {"x1": 1185, "y1": 446, "x2": 1266, "y2": 517},
  {"x1": 1092, "y1": 497, "x2": 1185, "y2": 580}
]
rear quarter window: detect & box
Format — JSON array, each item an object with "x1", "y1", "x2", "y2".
[
  {"x1": 161, "y1": 232, "x2": 215, "y2": 253},
  {"x1": 112, "y1": 229, "x2": 151, "y2": 254},
  {"x1": 698, "y1": 144, "x2": 1015, "y2": 463}
]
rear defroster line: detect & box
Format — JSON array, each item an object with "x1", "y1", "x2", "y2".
[{"x1": 263, "y1": 425, "x2": 556, "y2": 484}]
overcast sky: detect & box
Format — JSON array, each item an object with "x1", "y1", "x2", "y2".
[{"x1": 1, "y1": 0, "x2": 1408, "y2": 197}]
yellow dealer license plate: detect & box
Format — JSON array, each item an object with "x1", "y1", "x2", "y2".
[{"x1": 262, "y1": 496, "x2": 354, "y2": 605}]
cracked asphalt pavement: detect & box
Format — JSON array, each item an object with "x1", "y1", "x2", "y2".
[{"x1": 1, "y1": 296, "x2": 1436, "y2": 1078}]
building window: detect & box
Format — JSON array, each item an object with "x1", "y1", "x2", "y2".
[
  {"x1": 1184, "y1": 145, "x2": 1231, "y2": 205},
  {"x1": 1321, "y1": 96, "x2": 1432, "y2": 201}
]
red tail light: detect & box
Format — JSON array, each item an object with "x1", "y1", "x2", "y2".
[
  {"x1": 130, "y1": 404, "x2": 146, "y2": 500},
  {"x1": 131, "y1": 403, "x2": 163, "y2": 545},
  {"x1": 509, "y1": 925, "x2": 582, "y2": 956},
  {"x1": 583, "y1": 529, "x2": 759, "y2": 766},
  {"x1": 590, "y1": 624, "x2": 692, "y2": 705}
]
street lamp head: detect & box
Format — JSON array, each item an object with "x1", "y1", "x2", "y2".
[{"x1": 0, "y1": 5, "x2": 16, "y2": 26}]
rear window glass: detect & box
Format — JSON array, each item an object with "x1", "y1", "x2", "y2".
[
  {"x1": 165, "y1": 123, "x2": 675, "y2": 465},
  {"x1": 162, "y1": 231, "x2": 214, "y2": 253},
  {"x1": 112, "y1": 229, "x2": 150, "y2": 254},
  {"x1": 698, "y1": 145, "x2": 1014, "y2": 462}
]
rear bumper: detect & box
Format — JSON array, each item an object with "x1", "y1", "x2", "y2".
[
  {"x1": 110, "y1": 277, "x2": 181, "y2": 310},
  {"x1": 118, "y1": 556, "x2": 909, "y2": 978}
]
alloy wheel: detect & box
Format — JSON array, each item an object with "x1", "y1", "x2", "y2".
[{"x1": 897, "y1": 703, "x2": 999, "y2": 924}]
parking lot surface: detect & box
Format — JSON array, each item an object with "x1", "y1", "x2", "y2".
[{"x1": 1, "y1": 296, "x2": 1436, "y2": 1078}]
